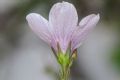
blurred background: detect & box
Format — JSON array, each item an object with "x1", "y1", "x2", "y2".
[{"x1": 0, "y1": 0, "x2": 120, "y2": 80}]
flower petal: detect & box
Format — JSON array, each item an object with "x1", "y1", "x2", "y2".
[
  {"x1": 79, "y1": 14, "x2": 97, "y2": 28},
  {"x1": 49, "y1": 1, "x2": 78, "y2": 52},
  {"x1": 26, "y1": 13, "x2": 51, "y2": 44},
  {"x1": 71, "y1": 14, "x2": 100, "y2": 50}
]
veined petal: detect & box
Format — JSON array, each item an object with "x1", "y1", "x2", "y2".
[
  {"x1": 49, "y1": 1, "x2": 78, "y2": 52},
  {"x1": 71, "y1": 14, "x2": 100, "y2": 50},
  {"x1": 26, "y1": 13, "x2": 51, "y2": 44},
  {"x1": 79, "y1": 14, "x2": 97, "y2": 28}
]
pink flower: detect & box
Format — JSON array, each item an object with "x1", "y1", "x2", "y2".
[{"x1": 26, "y1": 1, "x2": 100, "y2": 54}]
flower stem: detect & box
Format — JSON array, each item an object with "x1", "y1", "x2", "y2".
[{"x1": 60, "y1": 65, "x2": 70, "y2": 80}]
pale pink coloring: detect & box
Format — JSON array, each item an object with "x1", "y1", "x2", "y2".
[{"x1": 26, "y1": 1, "x2": 100, "y2": 53}]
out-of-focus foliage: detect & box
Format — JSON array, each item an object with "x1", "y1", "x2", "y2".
[
  {"x1": 111, "y1": 46, "x2": 120, "y2": 72},
  {"x1": 104, "y1": 0, "x2": 120, "y2": 23}
]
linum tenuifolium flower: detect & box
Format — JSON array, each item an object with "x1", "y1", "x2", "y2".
[{"x1": 26, "y1": 2, "x2": 100, "y2": 67}]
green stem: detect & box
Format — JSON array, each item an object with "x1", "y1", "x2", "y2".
[
  {"x1": 60, "y1": 65, "x2": 70, "y2": 80},
  {"x1": 56, "y1": 52, "x2": 74, "y2": 80}
]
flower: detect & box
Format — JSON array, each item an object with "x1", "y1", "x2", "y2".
[{"x1": 26, "y1": 1, "x2": 100, "y2": 54}]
